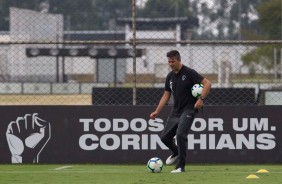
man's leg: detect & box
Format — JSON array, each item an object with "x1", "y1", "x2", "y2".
[
  {"x1": 175, "y1": 109, "x2": 197, "y2": 170},
  {"x1": 160, "y1": 114, "x2": 179, "y2": 158}
]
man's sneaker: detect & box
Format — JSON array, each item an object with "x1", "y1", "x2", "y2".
[
  {"x1": 165, "y1": 154, "x2": 178, "y2": 165},
  {"x1": 171, "y1": 167, "x2": 185, "y2": 173}
]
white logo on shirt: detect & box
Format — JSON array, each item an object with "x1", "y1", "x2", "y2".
[{"x1": 170, "y1": 80, "x2": 173, "y2": 92}]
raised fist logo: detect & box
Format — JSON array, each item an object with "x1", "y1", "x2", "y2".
[{"x1": 6, "y1": 113, "x2": 51, "y2": 163}]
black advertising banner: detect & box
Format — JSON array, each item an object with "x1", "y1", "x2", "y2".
[{"x1": 0, "y1": 106, "x2": 281, "y2": 164}]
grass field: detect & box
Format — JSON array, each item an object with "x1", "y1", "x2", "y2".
[
  {"x1": 0, "y1": 164, "x2": 281, "y2": 184},
  {"x1": 0, "y1": 95, "x2": 92, "y2": 105}
]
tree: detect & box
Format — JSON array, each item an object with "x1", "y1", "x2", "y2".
[
  {"x1": 138, "y1": 0, "x2": 190, "y2": 18},
  {"x1": 49, "y1": 0, "x2": 99, "y2": 30},
  {"x1": 228, "y1": 0, "x2": 263, "y2": 40},
  {"x1": 50, "y1": 0, "x2": 132, "y2": 30},
  {"x1": 91, "y1": 0, "x2": 132, "y2": 30},
  {"x1": 0, "y1": 0, "x2": 132, "y2": 31},
  {"x1": 242, "y1": 45, "x2": 278, "y2": 70},
  {"x1": 190, "y1": 0, "x2": 264, "y2": 40},
  {"x1": 257, "y1": 0, "x2": 282, "y2": 40},
  {"x1": 0, "y1": 0, "x2": 42, "y2": 31},
  {"x1": 241, "y1": 0, "x2": 282, "y2": 72}
]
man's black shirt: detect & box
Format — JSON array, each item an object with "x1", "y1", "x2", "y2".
[{"x1": 165, "y1": 65, "x2": 204, "y2": 114}]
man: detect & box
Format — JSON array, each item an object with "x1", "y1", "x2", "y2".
[{"x1": 150, "y1": 50, "x2": 211, "y2": 173}]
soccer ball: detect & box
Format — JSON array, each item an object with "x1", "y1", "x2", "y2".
[
  {"x1": 147, "y1": 157, "x2": 163, "y2": 173},
  {"x1": 191, "y1": 83, "x2": 203, "y2": 98}
]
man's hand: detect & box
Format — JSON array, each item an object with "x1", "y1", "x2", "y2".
[
  {"x1": 150, "y1": 111, "x2": 158, "y2": 120},
  {"x1": 150, "y1": 91, "x2": 170, "y2": 120},
  {"x1": 6, "y1": 113, "x2": 51, "y2": 163},
  {"x1": 194, "y1": 99, "x2": 204, "y2": 109}
]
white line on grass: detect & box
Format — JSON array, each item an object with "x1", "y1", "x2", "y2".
[
  {"x1": 1, "y1": 170, "x2": 282, "y2": 174},
  {"x1": 53, "y1": 166, "x2": 73, "y2": 170}
]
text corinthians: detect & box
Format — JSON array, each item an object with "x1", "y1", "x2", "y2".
[{"x1": 78, "y1": 118, "x2": 276, "y2": 151}]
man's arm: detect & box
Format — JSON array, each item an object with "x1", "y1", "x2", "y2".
[
  {"x1": 200, "y1": 78, "x2": 211, "y2": 99},
  {"x1": 194, "y1": 78, "x2": 211, "y2": 109},
  {"x1": 150, "y1": 91, "x2": 171, "y2": 120}
]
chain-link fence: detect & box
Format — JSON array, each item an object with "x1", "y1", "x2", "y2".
[{"x1": 0, "y1": 0, "x2": 281, "y2": 105}]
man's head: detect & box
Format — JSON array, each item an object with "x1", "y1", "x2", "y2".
[
  {"x1": 166, "y1": 50, "x2": 181, "y2": 61},
  {"x1": 166, "y1": 50, "x2": 182, "y2": 73}
]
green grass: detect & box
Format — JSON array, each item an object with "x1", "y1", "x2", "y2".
[{"x1": 0, "y1": 164, "x2": 281, "y2": 184}]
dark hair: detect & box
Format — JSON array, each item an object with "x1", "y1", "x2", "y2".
[{"x1": 166, "y1": 50, "x2": 181, "y2": 61}]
